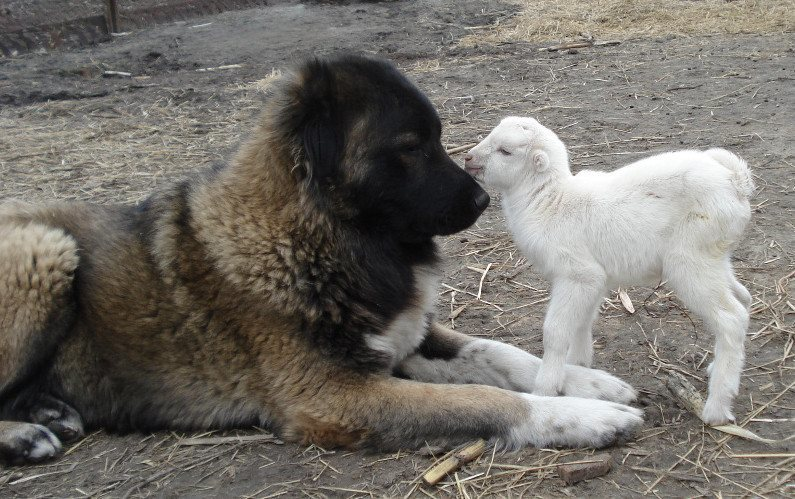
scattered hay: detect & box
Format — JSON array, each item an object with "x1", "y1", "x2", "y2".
[
  {"x1": 461, "y1": 0, "x2": 795, "y2": 46},
  {"x1": 412, "y1": 58, "x2": 442, "y2": 73},
  {"x1": 0, "y1": 86, "x2": 263, "y2": 204},
  {"x1": 234, "y1": 67, "x2": 283, "y2": 93}
]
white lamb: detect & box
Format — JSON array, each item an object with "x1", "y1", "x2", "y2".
[{"x1": 464, "y1": 116, "x2": 754, "y2": 425}]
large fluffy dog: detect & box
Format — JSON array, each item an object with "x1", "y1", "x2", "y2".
[{"x1": 0, "y1": 55, "x2": 641, "y2": 464}]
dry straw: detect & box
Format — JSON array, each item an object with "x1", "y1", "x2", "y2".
[{"x1": 462, "y1": 0, "x2": 794, "y2": 45}]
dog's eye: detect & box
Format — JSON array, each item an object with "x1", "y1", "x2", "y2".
[
  {"x1": 498, "y1": 148, "x2": 512, "y2": 156},
  {"x1": 403, "y1": 144, "x2": 421, "y2": 154}
]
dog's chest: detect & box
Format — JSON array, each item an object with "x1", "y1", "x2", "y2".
[{"x1": 365, "y1": 264, "x2": 440, "y2": 367}]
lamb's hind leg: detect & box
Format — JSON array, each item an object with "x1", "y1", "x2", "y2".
[
  {"x1": 0, "y1": 223, "x2": 80, "y2": 464},
  {"x1": 535, "y1": 274, "x2": 606, "y2": 396},
  {"x1": 729, "y1": 266, "x2": 752, "y2": 310},
  {"x1": 665, "y1": 256, "x2": 749, "y2": 425}
]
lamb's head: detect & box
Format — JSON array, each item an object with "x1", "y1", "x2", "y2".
[{"x1": 464, "y1": 116, "x2": 569, "y2": 191}]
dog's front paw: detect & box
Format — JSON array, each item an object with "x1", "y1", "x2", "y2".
[
  {"x1": 562, "y1": 364, "x2": 637, "y2": 404},
  {"x1": 507, "y1": 394, "x2": 644, "y2": 450},
  {"x1": 0, "y1": 422, "x2": 62, "y2": 465}
]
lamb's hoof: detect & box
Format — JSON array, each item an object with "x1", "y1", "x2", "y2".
[
  {"x1": 28, "y1": 395, "x2": 85, "y2": 443},
  {"x1": 565, "y1": 352, "x2": 593, "y2": 368},
  {"x1": 533, "y1": 374, "x2": 565, "y2": 397},
  {"x1": 0, "y1": 422, "x2": 62, "y2": 465},
  {"x1": 701, "y1": 402, "x2": 735, "y2": 426},
  {"x1": 562, "y1": 365, "x2": 638, "y2": 404}
]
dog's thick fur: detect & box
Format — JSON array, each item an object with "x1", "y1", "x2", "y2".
[{"x1": 0, "y1": 55, "x2": 642, "y2": 464}]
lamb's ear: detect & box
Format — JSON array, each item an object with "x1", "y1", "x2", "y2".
[{"x1": 531, "y1": 150, "x2": 549, "y2": 172}]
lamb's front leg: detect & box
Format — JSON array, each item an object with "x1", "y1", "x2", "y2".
[
  {"x1": 535, "y1": 276, "x2": 606, "y2": 396},
  {"x1": 566, "y1": 302, "x2": 601, "y2": 367}
]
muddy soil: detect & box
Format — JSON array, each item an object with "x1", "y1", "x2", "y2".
[{"x1": 0, "y1": 0, "x2": 793, "y2": 497}]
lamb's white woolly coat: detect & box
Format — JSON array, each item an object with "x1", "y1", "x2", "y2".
[{"x1": 466, "y1": 116, "x2": 754, "y2": 425}]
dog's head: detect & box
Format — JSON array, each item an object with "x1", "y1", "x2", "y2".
[{"x1": 268, "y1": 54, "x2": 489, "y2": 241}]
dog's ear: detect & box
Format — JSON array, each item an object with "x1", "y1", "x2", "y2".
[
  {"x1": 293, "y1": 59, "x2": 342, "y2": 184},
  {"x1": 302, "y1": 111, "x2": 340, "y2": 184},
  {"x1": 531, "y1": 150, "x2": 549, "y2": 172},
  {"x1": 272, "y1": 58, "x2": 343, "y2": 184}
]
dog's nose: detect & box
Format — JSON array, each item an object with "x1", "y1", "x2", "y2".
[{"x1": 474, "y1": 189, "x2": 490, "y2": 211}]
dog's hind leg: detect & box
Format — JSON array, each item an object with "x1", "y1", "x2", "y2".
[
  {"x1": 0, "y1": 223, "x2": 79, "y2": 463},
  {"x1": 396, "y1": 323, "x2": 637, "y2": 404},
  {"x1": 0, "y1": 223, "x2": 78, "y2": 392}
]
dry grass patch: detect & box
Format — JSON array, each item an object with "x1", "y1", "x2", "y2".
[
  {"x1": 0, "y1": 88, "x2": 263, "y2": 205},
  {"x1": 463, "y1": 0, "x2": 794, "y2": 45}
]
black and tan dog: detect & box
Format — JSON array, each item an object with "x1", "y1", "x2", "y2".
[{"x1": 0, "y1": 55, "x2": 642, "y2": 464}]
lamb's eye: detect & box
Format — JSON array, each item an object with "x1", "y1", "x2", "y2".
[{"x1": 498, "y1": 148, "x2": 512, "y2": 156}]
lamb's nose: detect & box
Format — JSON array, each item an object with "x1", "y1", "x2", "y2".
[{"x1": 464, "y1": 153, "x2": 473, "y2": 162}]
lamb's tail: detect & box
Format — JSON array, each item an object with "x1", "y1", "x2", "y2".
[{"x1": 705, "y1": 148, "x2": 755, "y2": 199}]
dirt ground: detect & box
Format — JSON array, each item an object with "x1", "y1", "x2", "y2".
[{"x1": 0, "y1": 0, "x2": 793, "y2": 497}]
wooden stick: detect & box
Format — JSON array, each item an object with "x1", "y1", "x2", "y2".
[
  {"x1": 105, "y1": 0, "x2": 119, "y2": 33},
  {"x1": 539, "y1": 41, "x2": 593, "y2": 52},
  {"x1": 446, "y1": 143, "x2": 478, "y2": 155},
  {"x1": 177, "y1": 434, "x2": 282, "y2": 446},
  {"x1": 538, "y1": 40, "x2": 621, "y2": 52},
  {"x1": 195, "y1": 64, "x2": 244, "y2": 72},
  {"x1": 665, "y1": 372, "x2": 706, "y2": 420},
  {"x1": 728, "y1": 453, "x2": 795, "y2": 459},
  {"x1": 422, "y1": 439, "x2": 486, "y2": 486}
]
